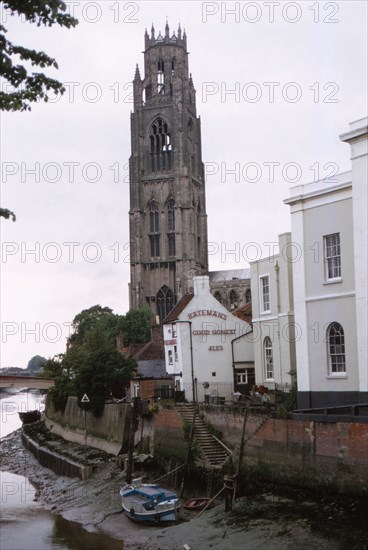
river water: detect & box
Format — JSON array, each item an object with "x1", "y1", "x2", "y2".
[{"x1": 0, "y1": 390, "x2": 123, "y2": 550}]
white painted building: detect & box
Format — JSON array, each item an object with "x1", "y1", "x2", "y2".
[
  {"x1": 284, "y1": 117, "x2": 367, "y2": 408},
  {"x1": 250, "y1": 232, "x2": 296, "y2": 392},
  {"x1": 163, "y1": 276, "x2": 253, "y2": 402}
]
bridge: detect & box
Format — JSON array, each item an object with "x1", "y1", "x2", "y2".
[{"x1": 0, "y1": 375, "x2": 55, "y2": 390}]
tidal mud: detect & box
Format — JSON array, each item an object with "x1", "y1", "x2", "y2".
[{"x1": 1, "y1": 428, "x2": 367, "y2": 550}]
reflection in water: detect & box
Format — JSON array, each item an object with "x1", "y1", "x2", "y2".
[
  {"x1": 0, "y1": 390, "x2": 44, "y2": 438},
  {"x1": 1, "y1": 463, "x2": 124, "y2": 550},
  {"x1": 51, "y1": 515, "x2": 124, "y2": 550},
  {"x1": 1, "y1": 394, "x2": 124, "y2": 550}
]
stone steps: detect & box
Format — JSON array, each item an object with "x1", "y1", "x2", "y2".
[{"x1": 175, "y1": 404, "x2": 229, "y2": 469}]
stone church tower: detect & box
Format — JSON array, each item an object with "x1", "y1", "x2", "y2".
[{"x1": 129, "y1": 23, "x2": 208, "y2": 321}]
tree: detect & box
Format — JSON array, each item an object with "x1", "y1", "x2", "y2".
[
  {"x1": 122, "y1": 307, "x2": 153, "y2": 346},
  {"x1": 0, "y1": 208, "x2": 16, "y2": 221},
  {"x1": 74, "y1": 324, "x2": 136, "y2": 416},
  {"x1": 43, "y1": 305, "x2": 137, "y2": 415},
  {"x1": 42, "y1": 354, "x2": 76, "y2": 411},
  {"x1": 0, "y1": 0, "x2": 78, "y2": 112},
  {"x1": 0, "y1": 0, "x2": 78, "y2": 220},
  {"x1": 26, "y1": 354, "x2": 46, "y2": 371},
  {"x1": 70, "y1": 305, "x2": 124, "y2": 347}
]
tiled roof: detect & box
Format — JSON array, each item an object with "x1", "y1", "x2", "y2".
[
  {"x1": 233, "y1": 302, "x2": 252, "y2": 322},
  {"x1": 163, "y1": 292, "x2": 194, "y2": 323},
  {"x1": 209, "y1": 268, "x2": 250, "y2": 282},
  {"x1": 127, "y1": 325, "x2": 165, "y2": 361}
]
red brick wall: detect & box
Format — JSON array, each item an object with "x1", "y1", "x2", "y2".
[
  {"x1": 201, "y1": 409, "x2": 368, "y2": 495},
  {"x1": 153, "y1": 409, "x2": 187, "y2": 462}
]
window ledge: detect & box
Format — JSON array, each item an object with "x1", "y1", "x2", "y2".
[
  {"x1": 326, "y1": 374, "x2": 347, "y2": 380},
  {"x1": 261, "y1": 310, "x2": 271, "y2": 315},
  {"x1": 324, "y1": 278, "x2": 342, "y2": 285}
]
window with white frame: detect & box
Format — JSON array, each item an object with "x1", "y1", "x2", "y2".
[
  {"x1": 260, "y1": 275, "x2": 270, "y2": 312},
  {"x1": 133, "y1": 383, "x2": 140, "y2": 397},
  {"x1": 264, "y1": 337, "x2": 274, "y2": 379},
  {"x1": 236, "y1": 369, "x2": 247, "y2": 384},
  {"x1": 327, "y1": 322, "x2": 346, "y2": 375},
  {"x1": 174, "y1": 345, "x2": 178, "y2": 362},
  {"x1": 168, "y1": 350, "x2": 173, "y2": 365},
  {"x1": 324, "y1": 233, "x2": 341, "y2": 280},
  {"x1": 172, "y1": 324, "x2": 177, "y2": 338}
]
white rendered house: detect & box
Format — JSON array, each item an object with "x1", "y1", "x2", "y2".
[
  {"x1": 284, "y1": 117, "x2": 367, "y2": 408},
  {"x1": 163, "y1": 276, "x2": 253, "y2": 402},
  {"x1": 250, "y1": 233, "x2": 296, "y2": 392}
]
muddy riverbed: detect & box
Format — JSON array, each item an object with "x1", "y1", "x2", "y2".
[{"x1": 1, "y1": 428, "x2": 367, "y2": 550}]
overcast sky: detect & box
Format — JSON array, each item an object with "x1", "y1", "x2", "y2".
[{"x1": 1, "y1": 0, "x2": 367, "y2": 368}]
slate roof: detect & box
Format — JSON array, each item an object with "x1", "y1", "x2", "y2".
[
  {"x1": 134, "y1": 360, "x2": 167, "y2": 378},
  {"x1": 208, "y1": 268, "x2": 250, "y2": 282}
]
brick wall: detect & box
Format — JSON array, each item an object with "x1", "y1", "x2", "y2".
[
  {"x1": 153, "y1": 409, "x2": 187, "y2": 463},
  {"x1": 200, "y1": 409, "x2": 368, "y2": 495}
]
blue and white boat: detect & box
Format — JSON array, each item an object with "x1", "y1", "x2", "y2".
[{"x1": 120, "y1": 478, "x2": 179, "y2": 523}]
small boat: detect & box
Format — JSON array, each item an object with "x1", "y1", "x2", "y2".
[
  {"x1": 18, "y1": 410, "x2": 41, "y2": 424},
  {"x1": 120, "y1": 478, "x2": 179, "y2": 523},
  {"x1": 183, "y1": 497, "x2": 212, "y2": 511}
]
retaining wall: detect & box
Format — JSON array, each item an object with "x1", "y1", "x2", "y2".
[
  {"x1": 21, "y1": 432, "x2": 92, "y2": 480},
  {"x1": 202, "y1": 408, "x2": 368, "y2": 496},
  {"x1": 44, "y1": 396, "x2": 131, "y2": 456}
]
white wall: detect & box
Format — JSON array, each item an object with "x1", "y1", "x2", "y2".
[
  {"x1": 164, "y1": 276, "x2": 252, "y2": 402},
  {"x1": 286, "y1": 170, "x2": 359, "y2": 398},
  {"x1": 250, "y1": 233, "x2": 295, "y2": 390},
  {"x1": 340, "y1": 118, "x2": 368, "y2": 395}
]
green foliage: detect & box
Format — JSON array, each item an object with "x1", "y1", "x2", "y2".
[
  {"x1": 276, "y1": 385, "x2": 298, "y2": 419},
  {"x1": 0, "y1": 208, "x2": 16, "y2": 221},
  {"x1": 69, "y1": 305, "x2": 124, "y2": 347},
  {"x1": 26, "y1": 354, "x2": 46, "y2": 371},
  {"x1": 41, "y1": 355, "x2": 74, "y2": 411},
  {"x1": 0, "y1": 0, "x2": 78, "y2": 112},
  {"x1": 42, "y1": 306, "x2": 137, "y2": 415},
  {"x1": 49, "y1": 375, "x2": 75, "y2": 412},
  {"x1": 122, "y1": 307, "x2": 152, "y2": 346},
  {"x1": 74, "y1": 324, "x2": 136, "y2": 416},
  {"x1": 0, "y1": 1, "x2": 78, "y2": 220}
]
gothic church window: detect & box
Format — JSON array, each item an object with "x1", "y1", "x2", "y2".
[
  {"x1": 149, "y1": 201, "x2": 160, "y2": 257},
  {"x1": 214, "y1": 291, "x2": 222, "y2": 304},
  {"x1": 157, "y1": 285, "x2": 174, "y2": 321},
  {"x1": 167, "y1": 199, "x2": 175, "y2": 232},
  {"x1": 245, "y1": 289, "x2": 251, "y2": 303},
  {"x1": 157, "y1": 59, "x2": 165, "y2": 94},
  {"x1": 150, "y1": 201, "x2": 159, "y2": 232},
  {"x1": 150, "y1": 118, "x2": 172, "y2": 172},
  {"x1": 167, "y1": 198, "x2": 176, "y2": 256},
  {"x1": 229, "y1": 290, "x2": 238, "y2": 310}
]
